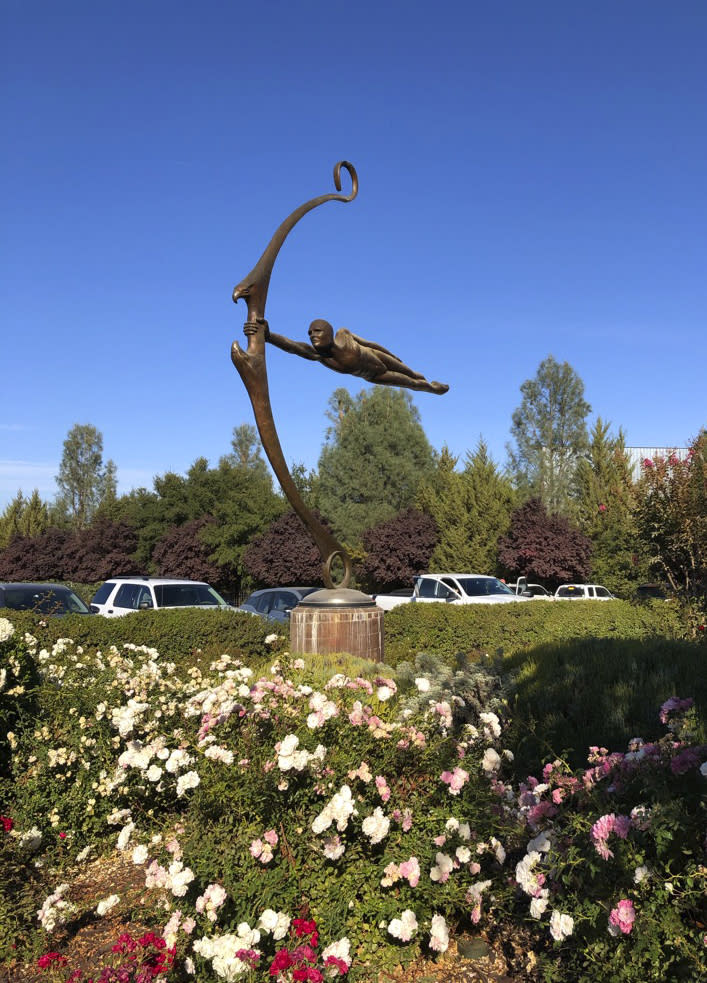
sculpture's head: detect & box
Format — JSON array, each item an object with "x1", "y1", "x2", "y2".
[{"x1": 308, "y1": 319, "x2": 334, "y2": 352}]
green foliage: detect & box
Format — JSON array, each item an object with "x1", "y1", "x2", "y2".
[
  {"x1": 383, "y1": 597, "x2": 687, "y2": 666},
  {"x1": 220, "y1": 422, "x2": 270, "y2": 479},
  {"x1": 0, "y1": 489, "x2": 50, "y2": 548},
  {"x1": 416, "y1": 447, "x2": 472, "y2": 569},
  {"x1": 416, "y1": 441, "x2": 515, "y2": 574},
  {"x1": 0, "y1": 827, "x2": 47, "y2": 961},
  {"x1": 0, "y1": 620, "x2": 40, "y2": 777},
  {"x1": 318, "y1": 387, "x2": 435, "y2": 545},
  {"x1": 462, "y1": 439, "x2": 516, "y2": 573},
  {"x1": 575, "y1": 420, "x2": 648, "y2": 596},
  {"x1": 503, "y1": 634, "x2": 707, "y2": 773},
  {"x1": 3, "y1": 628, "x2": 519, "y2": 977},
  {"x1": 393, "y1": 650, "x2": 510, "y2": 727},
  {"x1": 54, "y1": 423, "x2": 116, "y2": 529},
  {"x1": 101, "y1": 455, "x2": 284, "y2": 593},
  {"x1": 3, "y1": 608, "x2": 286, "y2": 672},
  {"x1": 508, "y1": 355, "x2": 591, "y2": 517}
]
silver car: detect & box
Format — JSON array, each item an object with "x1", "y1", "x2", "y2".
[{"x1": 238, "y1": 586, "x2": 318, "y2": 623}]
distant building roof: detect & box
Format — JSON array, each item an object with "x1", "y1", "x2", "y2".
[{"x1": 625, "y1": 446, "x2": 689, "y2": 480}]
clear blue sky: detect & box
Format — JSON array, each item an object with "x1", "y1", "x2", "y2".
[{"x1": 2, "y1": 1, "x2": 705, "y2": 510}]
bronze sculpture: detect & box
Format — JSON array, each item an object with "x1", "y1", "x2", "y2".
[
  {"x1": 231, "y1": 162, "x2": 448, "y2": 589},
  {"x1": 264, "y1": 319, "x2": 449, "y2": 394}
]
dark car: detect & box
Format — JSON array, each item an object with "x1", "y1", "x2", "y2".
[
  {"x1": 238, "y1": 586, "x2": 319, "y2": 623},
  {"x1": 635, "y1": 583, "x2": 671, "y2": 601},
  {"x1": 0, "y1": 582, "x2": 92, "y2": 616}
]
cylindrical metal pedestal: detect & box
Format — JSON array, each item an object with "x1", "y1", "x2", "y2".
[{"x1": 290, "y1": 588, "x2": 384, "y2": 663}]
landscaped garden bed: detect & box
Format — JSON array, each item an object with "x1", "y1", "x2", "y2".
[{"x1": 1, "y1": 609, "x2": 705, "y2": 982}]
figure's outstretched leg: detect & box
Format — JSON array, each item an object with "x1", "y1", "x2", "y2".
[
  {"x1": 376, "y1": 370, "x2": 449, "y2": 395},
  {"x1": 375, "y1": 351, "x2": 426, "y2": 379}
]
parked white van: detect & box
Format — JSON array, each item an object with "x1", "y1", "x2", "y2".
[{"x1": 90, "y1": 578, "x2": 233, "y2": 616}]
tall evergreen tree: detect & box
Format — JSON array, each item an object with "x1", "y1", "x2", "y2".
[
  {"x1": 416, "y1": 447, "x2": 472, "y2": 570},
  {"x1": 0, "y1": 490, "x2": 50, "y2": 549},
  {"x1": 575, "y1": 419, "x2": 646, "y2": 596},
  {"x1": 0, "y1": 491, "x2": 26, "y2": 549},
  {"x1": 54, "y1": 423, "x2": 117, "y2": 529},
  {"x1": 317, "y1": 387, "x2": 435, "y2": 545},
  {"x1": 508, "y1": 356, "x2": 591, "y2": 517},
  {"x1": 416, "y1": 441, "x2": 515, "y2": 573},
  {"x1": 463, "y1": 439, "x2": 516, "y2": 573}
]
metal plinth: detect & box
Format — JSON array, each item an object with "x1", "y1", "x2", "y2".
[{"x1": 291, "y1": 589, "x2": 383, "y2": 662}]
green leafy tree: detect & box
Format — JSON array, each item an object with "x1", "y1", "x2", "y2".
[
  {"x1": 635, "y1": 430, "x2": 706, "y2": 596},
  {"x1": 101, "y1": 451, "x2": 283, "y2": 592},
  {"x1": 185, "y1": 458, "x2": 284, "y2": 596},
  {"x1": 290, "y1": 461, "x2": 320, "y2": 511},
  {"x1": 220, "y1": 423, "x2": 270, "y2": 479},
  {"x1": 317, "y1": 387, "x2": 435, "y2": 545},
  {"x1": 575, "y1": 419, "x2": 647, "y2": 596},
  {"x1": 508, "y1": 356, "x2": 591, "y2": 517},
  {"x1": 54, "y1": 423, "x2": 117, "y2": 529},
  {"x1": 22, "y1": 489, "x2": 51, "y2": 540}
]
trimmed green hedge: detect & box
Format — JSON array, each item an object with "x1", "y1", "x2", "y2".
[
  {"x1": 502, "y1": 634, "x2": 707, "y2": 772},
  {"x1": 4, "y1": 608, "x2": 282, "y2": 672},
  {"x1": 382, "y1": 599, "x2": 687, "y2": 665}
]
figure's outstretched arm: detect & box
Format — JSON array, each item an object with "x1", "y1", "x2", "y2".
[{"x1": 266, "y1": 325, "x2": 320, "y2": 361}]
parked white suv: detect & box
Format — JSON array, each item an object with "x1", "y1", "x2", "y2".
[
  {"x1": 90, "y1": 577, "x2": 233, "y2": 617},
  {"x1": 413, "y1": 574, "x2": 531, "y2": 605},
  {"x1": 554, "y1": 584, "x2": 616, "y2": 600}
]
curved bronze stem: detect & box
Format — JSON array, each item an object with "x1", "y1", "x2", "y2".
[
  {"x1": 231, "y1": 163, "x2": 357, "y2": 588},
  {"x1": 232, "y1": 161, "x2": 357, "y2": 326},
  {"x1": 231, "y1": 323, "x2": 351, "y2": 589}
]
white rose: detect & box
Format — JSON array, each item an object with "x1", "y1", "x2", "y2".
[{"x1": 96, "y1": 894, "x2": 120, "y2": 916}]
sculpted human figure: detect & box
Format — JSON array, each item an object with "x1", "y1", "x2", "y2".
[{"x1": 257, "y1": 318, "x2": 449, "y2": 395}]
